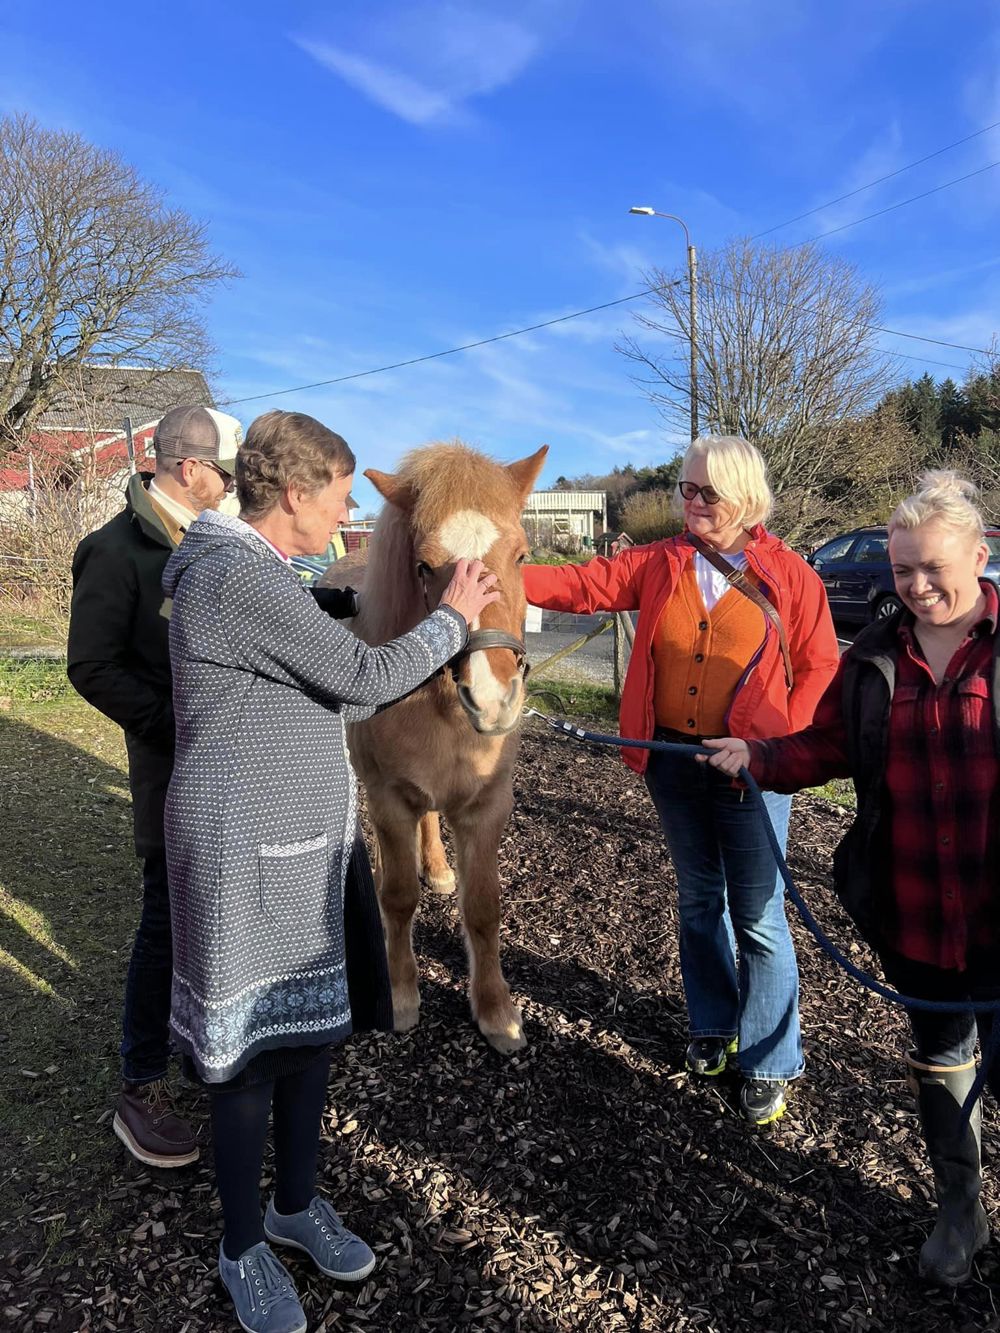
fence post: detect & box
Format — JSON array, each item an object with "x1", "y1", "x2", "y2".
[
  {"x1": 612, "y1": 612, "x2": 631, "y2": 700},
  {"x1": 530, "y1": 617, "x2": 614, "y2": 681}
]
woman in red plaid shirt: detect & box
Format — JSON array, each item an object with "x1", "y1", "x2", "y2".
[{"x1": 704, "y1": 471, "x2": 999, "y2": 1288}]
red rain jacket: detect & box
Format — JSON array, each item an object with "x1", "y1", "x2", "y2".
[{"x1": 523, "y1": 528, "x2": 840, "y2": 774}]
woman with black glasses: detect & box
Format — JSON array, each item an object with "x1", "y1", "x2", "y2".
[{"x1": 523, "y1": 436, "x2": 839, "y2": 1125}]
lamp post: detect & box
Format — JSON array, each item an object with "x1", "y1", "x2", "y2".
[{"x1": 629, "y1": 206, "x2": 698, "y2": 440}]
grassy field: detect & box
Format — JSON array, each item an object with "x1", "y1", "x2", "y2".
[
  {"x1": 0, "y1": 603, "x2": 65, "y2": 653},
  {"x1": 0, "y1": 694, "x2": 136, "y2": 1175}
]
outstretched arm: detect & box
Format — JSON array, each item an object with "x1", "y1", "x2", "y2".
[{"x1": 522, "y1": 545, "x2": 650, "y2": 614}]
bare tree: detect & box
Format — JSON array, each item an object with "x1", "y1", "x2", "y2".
[
  {"x1": 0, "y1": 113, "x2": 237, "y2": 453},
  {"x1": 617, "y1": 238, "x2": 891, "y2": 493},
  {"x1": 770, "y1": 407, "x2": 919, "y2": 548},
  {"x1": 0, "y1": 366, "x2": 135, "y2": 643}
]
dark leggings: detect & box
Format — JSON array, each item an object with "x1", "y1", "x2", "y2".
[{"x1": 210, "y1": 1053, "x2": 332, "y2": 1261}]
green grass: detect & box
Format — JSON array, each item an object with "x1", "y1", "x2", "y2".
[
  {"x1": 806, "y1": 777, "x2": 856, "y2": 810},
  {"x1": 527, "y1": 677, "x2": 619, "y2": 727},
  {"x1": 0, "y1": 697, "x2": 137, "y2": 1185},
  {"x1": 0, "y1": 607, "x2": 65, "y2": 651},
  {"x1": 527, "y1": 548, "x2": 590, "y2": 565},
  {"x1": 0, "y1": 655, "x2": 74, "y2": 702}
]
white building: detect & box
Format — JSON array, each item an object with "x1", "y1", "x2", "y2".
[{"x1": 522, "y1": 489, "x2": 607, "y2": 548}]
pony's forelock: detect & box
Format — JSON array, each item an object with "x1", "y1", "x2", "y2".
[
  {"x1": 359, "y1": 441, "x2": 523, "y2": 644},
  {"x1": 397, "y1": 442, "x2": 519, "y2": 533}
]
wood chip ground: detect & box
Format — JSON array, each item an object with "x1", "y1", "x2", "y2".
[{"x1": 1, "y1": 730, "x2": 997, "y2": 1331}]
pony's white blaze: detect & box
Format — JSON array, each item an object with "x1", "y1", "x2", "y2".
[
  {"x1": 465, "y1": 616, "x2": 507, "y2": 713},
  {"x1": 439, "y1": 509, "x2": 500, "y2": 562}
]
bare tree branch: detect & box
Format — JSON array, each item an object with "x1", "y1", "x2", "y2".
[
  {"x1": 0, "y1": 113, "x2": 238, "y2": 454},
  {"x1": 616, "y1": 237, "x2": 891, "y2": 497}
]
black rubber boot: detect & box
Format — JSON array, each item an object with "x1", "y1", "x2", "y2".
[{"x1": 907, "y1": 1052, "x2": 990, "y2": 1286}]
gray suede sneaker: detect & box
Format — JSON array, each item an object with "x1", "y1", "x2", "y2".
[
  {"x1": 217, "y1": 1241, "x2": 306, "y2": 1333},
  {"x1": 264, "y1": 1196, "x2": 376, "y2": 1282}
]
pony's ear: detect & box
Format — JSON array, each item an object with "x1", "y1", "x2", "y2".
[
  {"x1": 506, "y1": 445, "x2": 548, "y2": 503},
  {"x1": 365, "y1": 468, "x2": 415, "y2": 511}
]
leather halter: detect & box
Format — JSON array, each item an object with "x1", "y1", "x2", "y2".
[{"x1": 416, "y1": 562, "x2": 530, "y2": 680}]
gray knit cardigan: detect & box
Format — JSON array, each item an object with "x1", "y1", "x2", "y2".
[{"x1": 162, "y1": 511, "x2": 466, "y2": 1083}]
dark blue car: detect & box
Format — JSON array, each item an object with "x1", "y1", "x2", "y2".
[{"x1": 807, "y1": 526, "x2": 1000, "y2": 624}]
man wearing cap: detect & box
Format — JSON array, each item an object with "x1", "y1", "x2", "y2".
[{"x1": 68, "y1": 405, "x2": 241, "y2": 1168}]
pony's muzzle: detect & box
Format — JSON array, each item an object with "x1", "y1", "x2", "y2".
[{"x1": 456, "y1": 674, "x2": 524, "y2": 734}]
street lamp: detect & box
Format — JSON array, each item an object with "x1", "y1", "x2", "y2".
[{"x1": 629, "y1": 205, "x2": 699, "y2": 440}]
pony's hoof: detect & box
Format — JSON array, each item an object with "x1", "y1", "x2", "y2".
[
  {"x1": 393, "y1": 1003, "x2": 420, "y2": 1032},
  {"x1": 480, "y1": 1016, "x2": 527, "y2": 1055},
  {"x1": 424, "y1": 869, "x2": 455, "y2": 894}
]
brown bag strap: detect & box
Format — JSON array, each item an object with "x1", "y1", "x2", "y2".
[{"x1": 687, "y1": 533, "x2": 794, "y2": 691}]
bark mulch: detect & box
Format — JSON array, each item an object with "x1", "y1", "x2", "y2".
[{"x1": 1, "y1": 728, "x2": 998, "y2": 1332}]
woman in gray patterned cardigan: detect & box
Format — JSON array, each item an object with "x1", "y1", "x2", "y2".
[{"x1": 163, "y1": 410, "x2": 501, "y2": 1333}]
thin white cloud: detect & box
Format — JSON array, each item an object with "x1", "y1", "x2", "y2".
[
  {"x1": 294, "y1": 41, "x2": 452, "y2": 126},
  {"x1": 884, "y1": 257, "x2": 1000, "y2": 301},
  {"x1": 293, "y1": 7, "x2": 539, "y2": 127}
]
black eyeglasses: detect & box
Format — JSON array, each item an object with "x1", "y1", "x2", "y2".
[
  {"x1": 679, "y1": 481, "x2": 722, "y2": 505},
  {"x1": 188, "y1": 458, "x2": 235, "y2": 492}
]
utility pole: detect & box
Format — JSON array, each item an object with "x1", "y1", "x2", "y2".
[
  {"x1": 629, "y1": 207, "x2": 699, "y2": 440},
  {"x1": 686, "y1": 241, "x2": 698, "y2": 441}
]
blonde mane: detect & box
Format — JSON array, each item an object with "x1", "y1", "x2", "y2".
[{"x1": 399, "y1": 442, "x2": 521, "y2": 533}]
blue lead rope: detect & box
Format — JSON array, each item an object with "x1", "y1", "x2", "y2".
[{"x1": 525, "y1": 709, "x2": 1000, "y2": 1127}]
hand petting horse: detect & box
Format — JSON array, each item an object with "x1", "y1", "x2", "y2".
[{"x1": 320, "y1": 440, "x2": 547, "y2": 1053}]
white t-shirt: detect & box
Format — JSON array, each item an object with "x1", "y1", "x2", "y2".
[{"x1": 694, "y1": 549, "x2": 748, "y2": 612}]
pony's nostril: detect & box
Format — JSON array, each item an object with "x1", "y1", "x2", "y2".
[
  {"x1": 457, "y1": 683, "x2": 480, "y2": 715},
  {"x1": 505, "y1": 677, "x2": 521, "y2": 707}
]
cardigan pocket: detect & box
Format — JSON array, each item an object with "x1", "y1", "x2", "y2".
[{"x1": 258, "y1": 833, "x2": 329, "y2": 927}]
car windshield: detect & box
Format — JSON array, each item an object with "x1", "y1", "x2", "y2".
[{"x1": 987, "y1": 535, "x2": 1000, "y2": 561}]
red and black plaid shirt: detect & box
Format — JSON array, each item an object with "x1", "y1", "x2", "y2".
[{"x1": 751, "y1": 582, "x2": 999, "y2": 970}]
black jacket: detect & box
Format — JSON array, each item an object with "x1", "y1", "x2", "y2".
[
  {"x1": 68, "y1": 475, "x2": 178, "y2": 855},
  {"x1": 68, "y1": 476, "x2": 358, "y2": 856},
  {"x1": 828, "y1": 611, "x2": 1000, "y2": 947}
]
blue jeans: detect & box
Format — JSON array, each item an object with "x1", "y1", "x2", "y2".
[
  {"x1": 880, "y1": 948, "x2": 1000, "y2": 1099},
  {"x1": 121, "y1": 850, "x2": 174, "y2": 1085},
  {"x1": 645, "y1": 746, "x2": 804, "y2": 1081}
]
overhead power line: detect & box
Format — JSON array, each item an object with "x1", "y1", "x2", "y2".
[
  {"x1": 753, "y1": 118, "x2": 1000, "y2": 239},
  {"x1": 218, "y1": 290, "x2": 664, "y2": 407},
  {"x1": 806, "y1": 158, "x2": 1000, "y2": 242},
  {"x1": 220, "y1": 126, "x2": 1000, "y2": 408}
]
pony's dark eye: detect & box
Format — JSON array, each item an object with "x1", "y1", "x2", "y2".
[
  {"x1": 416, "y1": 560, "x2": 433, "y2": 578},
  {"x1": 516, "y1": 552, "x2": 528, "y2": 565}
]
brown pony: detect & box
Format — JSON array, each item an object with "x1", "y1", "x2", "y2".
[{"x1": 322, "y1": 441, "x2": 547, "y2": 1053}]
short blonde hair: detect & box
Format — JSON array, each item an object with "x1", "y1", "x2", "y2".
[
  {"x1": 677, "y1": 435, "x2": 773, "y2": 529},
  {"x1": 889, "y1": 469, "x2": 984, "y2": 545}
]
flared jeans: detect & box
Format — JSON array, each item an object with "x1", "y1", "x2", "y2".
[{"x1": 645, "y1": 746, "x2": 804, "y2": 1081}]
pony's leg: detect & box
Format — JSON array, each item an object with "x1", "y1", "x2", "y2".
[
  {"x1": 371, "y1": 807, "x2": 423, "y2": 1032},
  {"x1": 418, "y1": 811, "x2": 455, "y2": 893},
  {"x1": 449, "y1": 789, "x2": 525, "y2": 1055}
]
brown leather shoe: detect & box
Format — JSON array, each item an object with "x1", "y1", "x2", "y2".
[{"x1": 113, "y1": 1079, "x2": 199, "y2": 1168}]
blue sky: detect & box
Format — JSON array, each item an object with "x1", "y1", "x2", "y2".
[{"x1": 2, "y1": 0, "x2": 999, "y2": 512}]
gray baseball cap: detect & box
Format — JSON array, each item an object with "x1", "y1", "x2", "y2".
[{"x1": 153, "y1": 406, "x2": 243, "y2": 476}]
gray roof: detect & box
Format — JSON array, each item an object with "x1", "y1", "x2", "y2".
[{"x1": 4, "y1": 364, "x2": 214, "y2": 431}]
